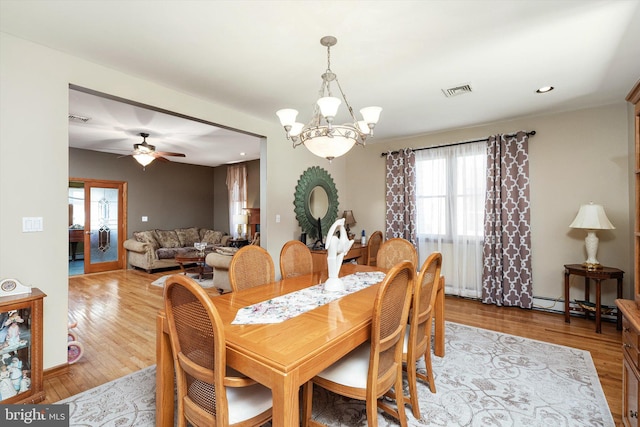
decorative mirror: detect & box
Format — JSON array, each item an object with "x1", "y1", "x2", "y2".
[{"x1": 294, "y1": 166, "x2": 339, "y2": 242}]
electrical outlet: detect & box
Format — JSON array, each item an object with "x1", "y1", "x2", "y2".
[
  {"x1": 142, "y1": 216, "x2": 148, "y2": 222},
  {"x1": 276, "y1": 214, "x2": 281, "y2": 223}
]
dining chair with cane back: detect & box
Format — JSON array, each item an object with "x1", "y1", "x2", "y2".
[
  {"x1": 366, "y1": 230, "x2": 383, "y2": 266},
  {"x1": 302, "y1": 261, "x2": 415, "y2": 427},
  {"x1": 279, "y1": 240, "x2": 314, "y2": 279},
  {"x1": 390, "y1": 252, "x2": 442, "y2": 418},
  {"x1": 163, "y1": 274, "x2": 273, "y2": 426},
  {"x1": 228, "y1": 245, "x2": 275, "y2": 292},
  {"x1": 376, "y1": 238, "x2": 418, "y2": 270}
]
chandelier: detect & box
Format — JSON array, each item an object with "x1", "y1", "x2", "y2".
[{"x1": 276, "y1": 36, "x2": 382, "y2": 161}]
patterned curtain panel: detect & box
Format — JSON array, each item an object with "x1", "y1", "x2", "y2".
[
  {"x1": 482, "y1": 132, "x2": 532, "y2": 308},
  {"x1": 385, "y1": 148, "x2": 417, "y2": 244}
]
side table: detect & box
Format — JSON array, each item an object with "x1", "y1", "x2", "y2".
[
  {"x1": 564, "y1": 264, "x2": 624, "y2": 333},
  {"x1": 229, "y1": 238, "x2": 249, "y2": 248}
]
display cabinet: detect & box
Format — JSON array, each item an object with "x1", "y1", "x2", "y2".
[
  {"x1": 617, "y1": 79, "x2": 640, "y2": 427},
  {"x1": 0, "y1": 288, "x2": 46, "y2": 404}
]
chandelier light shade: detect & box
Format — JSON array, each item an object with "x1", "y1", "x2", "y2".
[
  {"x1": 569, "y1": 201, "x2": 615, "y2": 268},
  {"x1": 276, "y1": 36, "x2": 382, "y2": 161}
]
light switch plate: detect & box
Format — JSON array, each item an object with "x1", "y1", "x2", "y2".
[{"x1": 22, "y1": 217, "x2": 43, "y2": 232}]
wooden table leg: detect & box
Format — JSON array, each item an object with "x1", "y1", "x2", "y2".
[
  {"x1": 434, "y1": 276, "x2": 445, "y2": 357},
  {"x1": 595, "y1": 279, "x2": 602, "y2": 333},
  {"x1": 156, "y1": 313, "x2": 175, "y2": 427},
  {"x1": 584, "y1": 277, "x2": 591, "y2": 321},
  {"x1": 271, "y1": 373, "x2": 299, "y2": 427},
  {"x1": 564, "y1": 269, "x2": 570, "y2": 323}
]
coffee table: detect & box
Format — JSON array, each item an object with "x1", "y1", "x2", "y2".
[{"x1": 175, "y1": 252, "x2": 211, "y2": 281}]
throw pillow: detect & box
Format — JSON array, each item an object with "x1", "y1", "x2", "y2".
[
  {"x1": 154, "y1": 229, "x2": 181, "y2": 248},
  {"x1": 176, "y1": 227, "x2": 200, "y2": 247},
  {"x1": 201, "y1": 229, "x2": 224, "y2": 245},
  {"x1": 133, "y1": 231, "x2": 159, "y2": 250}
]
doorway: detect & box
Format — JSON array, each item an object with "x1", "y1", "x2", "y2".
[{"x1": 68, "y1": 178, "x2": 127, "y2": 275}]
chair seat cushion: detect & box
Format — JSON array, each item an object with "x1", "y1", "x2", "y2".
[
  {"x1": 227, "y1": 382, "x2": 273, "y2": 424},
  {"x1": 315, "y1": 342, "x2": 370, "y2": 389}
]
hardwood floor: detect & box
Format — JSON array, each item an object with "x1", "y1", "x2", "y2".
[{"x1": 44, "y1": 269, "x2": 623, "y2": 425}]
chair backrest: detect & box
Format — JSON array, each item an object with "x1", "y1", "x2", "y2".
[
  {"x1": 408, "y1": 252, "x2": 443, "y2": 361},
  {"x1": 229, "y1": 245, "x2": 275, "y2": 292},
  {"x1": 164, "y1": 274, "x2": 227, "y2": 426},
  {"x1": 279, "y1": 240, "x2": 313, "y2": 279},
  {"x1": 370, "y1": 261, "x2": 415, "y2": 395},
  {"x1": 366, "y1": 230, "x2": 383, "y2": 266},
  {"x1": 376, "y1": 238, "x2": 418, "y2": 270}
]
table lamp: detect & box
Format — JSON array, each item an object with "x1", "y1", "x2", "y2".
[
  {"x1": 233, "y1": 214, "x2": 248, "y2": 238},
  {"x1": 569, "y1": 202, "x2": 615, "y2": 269},
  {"x1": 342, "y1": 210, "x2": 356, "y2": 240}
]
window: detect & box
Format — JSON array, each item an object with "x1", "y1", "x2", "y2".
[
  {"x1": 416, "y1": 143, "x2": 486, "y2": 239},
  {"x1": 415, "y1": 141, "x2": 486, "y2": 298}
]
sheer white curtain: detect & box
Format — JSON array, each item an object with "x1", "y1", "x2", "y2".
[
  {"x1": 415, "y1": 141, "x2": 486, "y2": 298},
  {"x1": 226, "y1": 164, "x2": 247, "y2": 237}
]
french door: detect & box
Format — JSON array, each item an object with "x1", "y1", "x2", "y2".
[{"x1": 75, "y1": 179, "x2": 127, "y2": 273}]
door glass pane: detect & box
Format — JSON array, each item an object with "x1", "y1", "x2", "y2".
[{"x1": 89, "y1": 187, "x2": 118, "y2": 264}]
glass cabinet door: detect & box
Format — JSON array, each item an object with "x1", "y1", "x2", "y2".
[{"x1": 0, "y1": 306, "x2": 32, "y2": 401}]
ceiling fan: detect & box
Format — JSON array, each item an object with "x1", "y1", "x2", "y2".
[{"x1": 127, "y1": 132, "x2": 186, "y2": 168}]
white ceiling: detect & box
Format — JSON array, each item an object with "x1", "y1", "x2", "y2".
[{"x1": 2, "y1": 0, "x2": 639, "y2": 167}]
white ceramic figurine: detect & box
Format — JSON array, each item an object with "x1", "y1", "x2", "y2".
[{"x1": 324, "y1": 218, "x2": 355, "y2": 292}]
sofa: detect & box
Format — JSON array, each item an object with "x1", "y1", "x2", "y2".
[{"x1": 123, "y1": 227, "x2": 230, "y2": 273}]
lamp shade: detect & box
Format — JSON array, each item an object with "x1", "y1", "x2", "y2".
[
  {"x1": 233, "y1": 214, "x2": 248, "y2": 225},
  {"x1": 133, "y1": 153, "x2": 154, "y2": 167},
  {"x1": 342, "y1": 210, "x2": 356, "y2": 226},
  {"x1": 276, "y1": 109, "x2": 298, "y2": 127},
  {"x1": 569, "y1": 202, "x2": 615, "y2": 230}
]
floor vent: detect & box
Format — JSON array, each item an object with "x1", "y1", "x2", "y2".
[{"x1": 442, "y1": 83, "x2": 473, "y2": 97}]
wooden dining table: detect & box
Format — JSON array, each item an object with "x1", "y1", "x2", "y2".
[{"x1": 155, "y1": 263, "x2": 445, "y2": 426}]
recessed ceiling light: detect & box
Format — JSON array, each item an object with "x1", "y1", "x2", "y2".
[
  {"x1": 240, "y1": 152, "x2": 246, "y2": 156},
  {"x1": 536, "y1": 86, "x2": 554, "y2": 94}
]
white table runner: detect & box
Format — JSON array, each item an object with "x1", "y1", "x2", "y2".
[{"x1": 231, "y1": 271, "x2": 386, "y2": 325}]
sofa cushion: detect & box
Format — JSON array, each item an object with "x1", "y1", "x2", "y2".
[
  {"x1": 201, "y1": 229, "x2": 225, "y2": 245},
  {"x1": 176, "y1": 227, "x2": 200, "y2": 247},
  {"x1": 133, "y1": 231, "x2": 160, "y2": 250},
  {"x1": 154, "y1": 229, "x2": 181, "y2": 248},
  {"x1": 156, "y1": 248, "x2": 179, "y2": 259}
]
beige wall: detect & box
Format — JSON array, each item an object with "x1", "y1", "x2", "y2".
[
  {"x1": 0, "y1": 33, "x2": 346, "y2": 369},
  {"x1": 70, "y1": 148, "x2": 220, "y2": 234},
  {"x1": 344, "y1": 103, "x2": 633, "y2": 307}
]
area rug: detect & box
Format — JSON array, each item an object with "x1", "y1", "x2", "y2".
[
  {"x1": 150, "y1": 273, "x2": 215, "y2": 289},
  {"x1": 58, "y1": 322, "x2": 614, "y2": 426}
]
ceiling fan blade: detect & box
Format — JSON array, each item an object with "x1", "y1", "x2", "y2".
[
  {"x1": 154, "y1": 156, "x2": 170, "y2": 162},
  {"x1": 154, "y1": 151, "x2": 186, "y2": 157}
]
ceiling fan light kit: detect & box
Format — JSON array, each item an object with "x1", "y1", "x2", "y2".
[
  {"x1": 276, "y1": 36, "x2": 382, "y2": 161},
  {"x1": 131, "y1": 132, "x2": 186, "y2": 169}
]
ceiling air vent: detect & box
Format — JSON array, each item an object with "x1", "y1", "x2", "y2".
[
  {"x1": 442, "y1": 83, "x2": 473, "y2": 98},
  {"x1": 68, "y1": 114, "x2": 91, "y2": 123}
]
